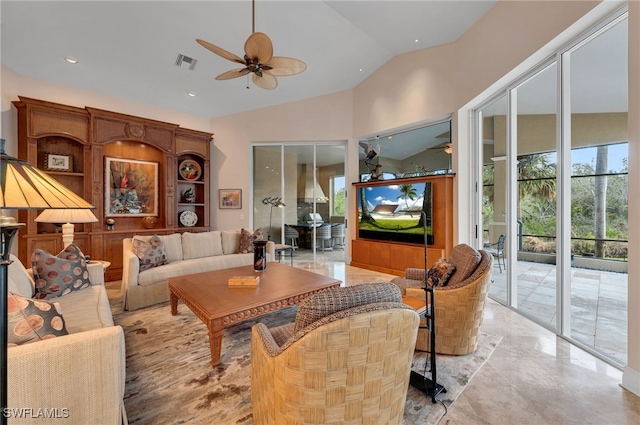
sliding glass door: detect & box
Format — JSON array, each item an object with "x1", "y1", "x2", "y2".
[
  {"x1": 475, "y1": 10, "x2": 628, "y2": 366},
  {"x1": 253, "y1": 142, "x2": 346, "y2": 260}
]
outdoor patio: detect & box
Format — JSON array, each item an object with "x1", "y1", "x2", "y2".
[{"x1": 489, "y1": 260, "x2": 628, "y2": 366}]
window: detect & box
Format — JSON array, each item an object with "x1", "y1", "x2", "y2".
[{"x1": 331, "y1": 176, "x2": 345, "y2": 216}]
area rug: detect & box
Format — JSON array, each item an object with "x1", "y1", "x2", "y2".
[{"x1": 113, "y1": 301, "x2": 501, "y2": 425}]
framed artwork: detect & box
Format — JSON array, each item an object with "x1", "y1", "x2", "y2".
[
  {"x1": 219, "y1": 189, "x2": 242, "y2": 209},
  {"x1": 105, "y1": 157, "x2": 158, "y2": 216},
  {"x1": 43, "y1": 153, "x2": 73, "y2": 172}
]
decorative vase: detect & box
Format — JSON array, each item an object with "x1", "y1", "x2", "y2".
[{"x1": 253, "y1": 240, "x2": 268, "y2": 271}]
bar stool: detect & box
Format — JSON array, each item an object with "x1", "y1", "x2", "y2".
[
  {"x1": 331, "y1": 223, "x2": 345, "y2": 250},
  {"x1": 284, "y1": 224, "x2": 299, "y2": 250}
]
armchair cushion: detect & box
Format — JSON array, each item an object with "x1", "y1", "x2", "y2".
[
  {"x1": 446, "y1": 243, "x2": 482, "y2": 288},
  {"x1": 427, "y1": 258, "x2": 456, "y2": 287},
  {"x1": 8, "y1": 254, "x2": 35, "y2": 298},
  {"x1": 8, "y1": 292, "x2": 68, "y2": 346},
  {"x1": 293, "y1": 282, "x2": 402, "y2": 333},
  {"x1": 132, "y1": 235, "x2": 169, "y2": 271},
  {"x1": 236, "y1": 228, "x2": 264, "y2": 254},
  {"x1": 32, "y1": 245, "x2": 92, "y2": 300}
]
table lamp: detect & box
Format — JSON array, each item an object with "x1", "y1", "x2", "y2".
[
  {"x1": 36, "y1": 208, "x2": 98, "y2": 248},
  {"x1": 1, "y1": 138, "x2": 94, "y2": 425}
]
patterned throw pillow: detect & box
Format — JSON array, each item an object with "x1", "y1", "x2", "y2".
[
  {"x1": 58, "y1": 243, "x2": 86, "y2": 262},
  {"x1": 132, "y1": 235, "x2": 168, "y2": 272},
  {"x1": 426, "y1": 258, "x2": 456, "y2": 287},
  {"x1": 236, "y1": 228, "x2": 264, "y2": 254},
  {"x1": 32, "y1": 244, "x2": 92, "y2": 300},
  {"x1": 8, "y1": 292, "x2": 68, "y2": 346}
]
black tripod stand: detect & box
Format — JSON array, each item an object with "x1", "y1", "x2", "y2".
[{"x1": 408, "y1": 211, "x2": 447, "y2": 403}]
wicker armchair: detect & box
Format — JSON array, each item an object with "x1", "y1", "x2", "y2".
[
  {"x1": 251, "y1": 283, "x2": 420, "y2": 425},
  {"x1": 391, "y1": 245, "x2": 493, "y2": 355}
]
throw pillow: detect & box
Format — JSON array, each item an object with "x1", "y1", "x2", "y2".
[
  {"x1": 32, "y1": 245, "x2": 92, "y2": 300},
  {"x1": 132, "y1": 235, "x2": 168, "y2": 272},
  {"x1": 58, "y1": 243, "x2": 86, "y2": 262},
  {"x1": 236, "y1": 228, "x2": 264, "y2": 254},
  {"x1": 426, "y1": 258, "x2": 456, "y2": 287},
  {"x1": 293, "y1": 282, "x2": 402, "y2": 333},
  {"x1": 8, "y1": 292, "x2": 68, "y2": 346}
]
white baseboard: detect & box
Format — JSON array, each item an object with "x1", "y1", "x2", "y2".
[{"x1": 622, "y1": 366, "x2": 640, "y2": 397}]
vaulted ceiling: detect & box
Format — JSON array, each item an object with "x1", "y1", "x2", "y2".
[{"x1": 1, "y1": 1, "x2": 497, "y2": 118}]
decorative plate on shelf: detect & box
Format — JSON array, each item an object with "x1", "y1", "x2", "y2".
[
  {"x1": 179, "y1": 160, "x2": 202, "y2": 181},
  {"x1": 180, "y1": 210, "x2": 198, "y2": 227}
]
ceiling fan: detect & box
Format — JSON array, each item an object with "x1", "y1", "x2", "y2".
[
  {"x1": 426, "y1": 143, "x2": 452, "y2": 154},
  {"x1": 196, "y1": 0, "x2": 306, "y2": 90}
]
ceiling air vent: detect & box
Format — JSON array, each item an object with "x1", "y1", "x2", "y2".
[{"x1": 175, "y1": 53, "x2": 197, "y2": 71}]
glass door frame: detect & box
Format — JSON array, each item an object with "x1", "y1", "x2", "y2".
[{"x1": 250, "y1": 141, "x2": 348, "y2": 259}]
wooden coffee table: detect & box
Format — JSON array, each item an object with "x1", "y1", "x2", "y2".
[{"x1": 168, "y1": 263, "x2": 341, "y2": 367}]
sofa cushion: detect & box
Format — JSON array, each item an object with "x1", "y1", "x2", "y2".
[
  {"x1": 54, "y1": 285, "x2": 114, "y2": 333},
  {"x1": 133, "y1": 235, "x2": 169, "y2": 271},
  {"x1": 8, "y1": 254, "x2": 35, "y2": 298},
  {"x1": 158, "y1": 233, "x2": 183, "y2": 263},
  {"x1": 236, "y1": 228, "x2": 264, "y2": 254},
  {"x1": 8, "y1": 292, "x2": 68, "y2": 346},
  {"x1": 137, "y1": 253, "x2": 256, "y2": 287},
  {"x1": 32, "y1": 246, "x2": 92, "y2": 300},
  {"x1": 182, "y1": 231, "x2": 224, "y2": 260},
  {"x1": 221, "y1": 229, "x2": 242, "y2": 255},
  {"x1": 427, "y1": 258, "x2": 456, "y2": 287},
  {"x1": 446, "y1": 244, "x2": 481, "y2": 288},
  {"x1": 293, "y1": 282, "x2": 402, "y2": 333}
]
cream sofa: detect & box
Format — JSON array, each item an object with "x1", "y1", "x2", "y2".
[
  {"x1": 122, "y1": 230, "x2": 275, "y2": 311},
  {"x1": 7, "y1": 254, "x2": 126, "y2": 425}
]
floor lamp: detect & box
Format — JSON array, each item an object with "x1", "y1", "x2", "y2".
[
  {"x1": 261, "y1": 197, "x2": 285, "y2": 240},
  {"x1": 0, "y1": 139, "x2": 94, "y2": 425}
]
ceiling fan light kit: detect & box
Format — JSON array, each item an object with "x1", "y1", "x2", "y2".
[{"x1": 196, "y1": 0, "x2": 306, "y2": 90}]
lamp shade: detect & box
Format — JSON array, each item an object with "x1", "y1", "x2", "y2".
[
  {"x1": 35, "y1": 209, "x2": 98, "y2": 224},
  {"x1": 1, "y1": 143, "x2": 93, "y2": 210}
]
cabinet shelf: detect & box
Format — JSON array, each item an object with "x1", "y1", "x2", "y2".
[
  {"x1": 15, "y1": 96, "x2": 213, "y2": 283},
  {"x1": 45, "y1": 171, "x2": 84, "y2": 177}
]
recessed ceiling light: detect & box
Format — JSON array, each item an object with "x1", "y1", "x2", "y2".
[
  {"x1": 64, "y1": 56, "x2": 78, "y2": 64},
  {"x1": 415, "y1": 39, "x2": 419, "y2": 43},
  {"x1": 359, "y1": 68, "x2": 363, "y2": 72},
  {"x1": 187, "y1": 92, "x2": 196, "y2": 97}
]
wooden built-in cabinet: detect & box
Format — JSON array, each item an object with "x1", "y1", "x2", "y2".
[
  {"x1": 351, "y1": 174, "x2": 454, "y2": 276},
  {"x1": 14, "y1": 97, "x2": 213, "y2": 282}
]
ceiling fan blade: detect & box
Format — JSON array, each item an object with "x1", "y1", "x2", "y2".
[
  {"x1": 196, "y1": 39, "x2": 245, "y2": 64},
  {"x1": 263, "y1": 56, "x2": 307, "y2": 76},
  {"x1": 252, "y1": 73, "x2": 277, "y2": 90},
  {"x1": 244, "y1": 32, "x2": 273, "y2": 64},
  {"x1": 215, "y1": 68, "x2": 250, "y2": 80}
]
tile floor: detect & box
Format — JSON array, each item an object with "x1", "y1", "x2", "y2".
[{"x1": 286, "y1": 259, "x2": 640, "y2": 424}]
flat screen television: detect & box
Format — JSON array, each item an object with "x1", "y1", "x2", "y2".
[{"x1": 356, "y1": 181, "x2": 433, "y2": 245}]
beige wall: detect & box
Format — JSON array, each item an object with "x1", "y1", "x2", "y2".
[{"x1": 210, "y1": 90, "x2": 353, "y2": 231}]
